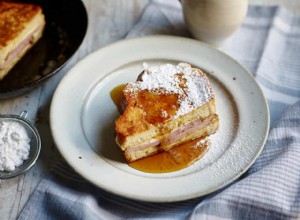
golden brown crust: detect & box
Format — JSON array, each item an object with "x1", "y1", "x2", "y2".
[
  {"x1": 115, "y1": 106, "x2": 151, "y2": 140},
  {"x1": 0, "y1": 2, "x2": 42, "y2": 48}
]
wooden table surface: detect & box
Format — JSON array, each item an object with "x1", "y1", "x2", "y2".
[{"x1": 1, "y1": 0, "x2": 299, "y2": 219}]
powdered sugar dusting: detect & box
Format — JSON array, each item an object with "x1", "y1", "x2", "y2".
[
  {"x1": 193, "y1": 136, "x2": 209, "y2": 149},
  {"x1": 126, "y1": 63, "x2": 213, "y2": 118},
  {"x1": 0, "y1": 120, "x2": 30, "y2": 171},
  {"x1": 179, "y1": 75, "x2": 239, "y2": 175}
]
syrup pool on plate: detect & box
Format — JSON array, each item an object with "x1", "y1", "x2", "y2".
[
  {"x1": 129, "y1": 137, "x2": 209, "y2": 173},
  {"x1": 110, "y1": 85, "x2": 210, "y2": 173}
]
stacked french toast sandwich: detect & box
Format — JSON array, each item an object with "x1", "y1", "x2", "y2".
[
  {"x1": 0, "y1": 1, "x2": 45, "y2": 80},
  {"x1": 115, "y1": 63, "x2": 219, "y2": 163}
]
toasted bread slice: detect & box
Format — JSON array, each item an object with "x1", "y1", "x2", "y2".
[
  {"x1": 115, "y1": 63, "x2": 219, "y2": 162},
  {"x1": 0, "y1": 1, "x2": 45, "y2": 79}
]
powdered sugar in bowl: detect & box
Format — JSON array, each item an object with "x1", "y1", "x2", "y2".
[{"x1": 0, "y1": 111, "x2": 41, "y2": 179}]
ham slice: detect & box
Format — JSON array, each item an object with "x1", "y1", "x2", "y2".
[{"x1": 126, "y1": 115, "x2": 215, "y2": 154}]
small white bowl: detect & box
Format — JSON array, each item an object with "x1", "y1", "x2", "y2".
[{"x1": 0, "y1": 111, "x2": 41, "y2": 179}]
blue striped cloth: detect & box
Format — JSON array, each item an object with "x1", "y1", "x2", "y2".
[{"x1": 18, "y1": 2, "x2": 300, "y2": 220}]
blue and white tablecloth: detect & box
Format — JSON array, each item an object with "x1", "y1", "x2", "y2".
[{"x1": 18, "y1": 1, "x2": 300, "y2": 219}]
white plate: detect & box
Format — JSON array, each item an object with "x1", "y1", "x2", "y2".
[{"x1": 50, "y1": 36, "x2": 270, "y2": 202}]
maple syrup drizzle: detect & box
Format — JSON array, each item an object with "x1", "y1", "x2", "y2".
[
  {"x1": 110, "y1": 84, "x2": 125, "y2": 113},
  {"x1": 136, "y1": 90, "x2": 178, "y2": 125},
  {"x1": 129, "y1": 138, "x2": 209, "y2": 173},
  {"x1": 111, "y1": 85, "x2": 210, "y2": 173}
]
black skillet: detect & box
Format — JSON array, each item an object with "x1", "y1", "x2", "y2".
[{"x1": 0, "y1": 0, "x2": 88, "y2": 98}]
